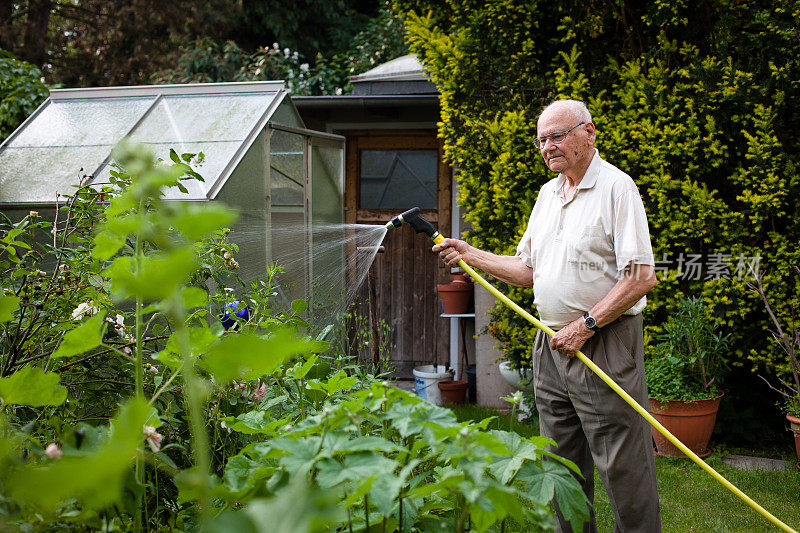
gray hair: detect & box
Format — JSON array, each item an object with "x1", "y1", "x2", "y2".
[{"x1": 539, "y1": 99, "x2": 593, "y2": 124}]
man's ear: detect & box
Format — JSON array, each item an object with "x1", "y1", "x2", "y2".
[{"x1": 584, "y1": 122, "x2": 597, "y2": 145}]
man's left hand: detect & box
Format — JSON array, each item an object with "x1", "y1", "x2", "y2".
[{"x1": 550, "y1": 318, "x2": 594, "y2": 357}]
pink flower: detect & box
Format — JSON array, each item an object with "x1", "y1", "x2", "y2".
[
  {"x1": 143, "y1": 425, "x2": 163, "y2": 452},
  {"x1": 251, "y1": 382, "x2": 268, "y2": 402},
  {"x1": 45, "y1": 443, "x2": 62, "y2": 459}
]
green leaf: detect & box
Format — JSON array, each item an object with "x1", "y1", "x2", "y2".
[
  {"x1": 323, "y1": 370, "x2": 357, "y2": 395},
  {"x1": 180, "y1": 286, "x2": 208, "y2": 309},
  {"x1": 52, "y1": 312, "x2": 108, "y2": 359},
  {"x1": 291, "y1": 299, "x2": 308, "y2": 314},
  {"x1": 518, "y1": 460, "x2": 590, "y2": 531},
  {"x1": 169, "y1": 148, "x2": 181, "y2": 164},
  {"x1": 316, "y1": 453, "x2": 397, "y2": 488},
  {"x1": 0, "y1": 294, "x2": 20, "y2": 322},
  {"x1": 0, "y1": 367, "x2": 67, "y2": 407},
  {"x1": 220, "y1": 410, "x2": 287, "y2": 435},
  {"x1": 91, "y1": 231, "x2": 125, "y2": 261},
  {"x1": 105, "y1": 248, "x2": 197, "y2": 301},
  {"x1": 169, "y1": 203, "x2": 238, "y2": 241},
  {"x1": 223, "y1": 453, "x2": 275, "y2": 494},
  {"x1": 201, "y1": 330, "x2": 321, "y2": 382},
  {"x1": 488, "y1": 430, "x2": 546, "y2": 484},
  {"x1": 209, "y1": 479, "x2": 343, "y2": 533},
  {"x1": 324, "y1": 434, "x2": 400, "y2": 454},
  {"x1": 7, "y1": 398, "x2": 150, "y2": 512},
  {"x1": 294, "y1": 354, "x2": 319, "y2": 379},
  {"x1": 270, "y1": 437, "x2": 330, "y2": 477}
]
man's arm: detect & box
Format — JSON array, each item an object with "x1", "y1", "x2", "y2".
[
  {"x1": 589, "y1": 263, "x2": 657, "y2": 327},
  {"x1": 549, "y1": 263, "x2": 657, "y2": 356},
  {"x1": 432, "y1": 238, "x2": 533, "y2": 287}
]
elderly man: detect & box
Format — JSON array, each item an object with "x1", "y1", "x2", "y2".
[{"x1": 433, "y1": 99, "x2": 661, "y2": 532}]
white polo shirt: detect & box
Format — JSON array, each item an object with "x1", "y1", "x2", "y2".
[{"x1": 516, "y1": 149, "x2": 654, "y2": 328}]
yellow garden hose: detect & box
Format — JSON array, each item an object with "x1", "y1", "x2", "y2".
[{"x1": 429, "y1": 232, "x2": 797, "y2": 533}]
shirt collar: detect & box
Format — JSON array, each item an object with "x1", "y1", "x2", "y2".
[{"x1": 554, "y1": 149, "x2": 601, "y2": 195}]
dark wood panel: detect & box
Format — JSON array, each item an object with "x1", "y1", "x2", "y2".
[{"x1": 345, "y1": 130, "x2": 450, "y2": 378}]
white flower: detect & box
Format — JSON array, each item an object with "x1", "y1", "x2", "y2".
[
  {"x1": 45, "y1": 443, "x2": 62, "y2": 459},
  {"x1": 283, "y1": 48, "x2": 290, "y2": 57},
  {"x1": 71, "y1": 302, "x2": 99, "y2": 320},
  {"x1": 300, "y1": 63, "x2": 309, "y2": 73},
  {"x1": 223, "y1": 287, "x2": 235, "y2": 293},
  {"x1": 272, "y1": 42, "x2": 279, "y2": 49},
  {"x1": 143, "y1": 425, "x2": 163, "y2": 452}
]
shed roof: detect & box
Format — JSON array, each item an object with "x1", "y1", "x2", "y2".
[
  {"x1": 0, "y1": 81, "x2": 287, "y2": 205},
  {"x1": 350, "y1": 54, "x2": 428, "y2": 83},
  {"x1": 349, "y1": 54, "x2": 436, "y2": 96}
]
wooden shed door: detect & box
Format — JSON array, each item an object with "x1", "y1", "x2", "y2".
[{"x1": 345, "y1": 130, "x2": 451, "y2": 377}]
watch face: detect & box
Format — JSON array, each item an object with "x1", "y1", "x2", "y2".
[{"x1": 585, "y1": 316, "x2": 597, "y2": 329}]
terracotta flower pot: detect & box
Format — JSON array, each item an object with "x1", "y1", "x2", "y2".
[
  {"x1": 648, "y1": 393, "x2": 723, "y2": 458},
  {"x1": 437, "y1": 380, "x2": 468, "y2": 405},
  {"x1": 787, "y1": 414, "x2": 800, "y2": 465},
  {"x1": 449, "y1": 272, "x2": 470, "y2": 284},
  {"x1": 437, "y1": 282, "x2": 473, "y2": 314}
]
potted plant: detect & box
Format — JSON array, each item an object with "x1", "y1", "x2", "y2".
[
  {"x1": 645, "y1": 296, "x2": 729, "y2": 457},
  {"x1": 748, "y1": 267, "x2": 800, "y2": 465}
]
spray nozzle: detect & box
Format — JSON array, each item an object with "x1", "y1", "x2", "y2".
[{"x1": 385, "y1": 207, "x2": 439, "y2": 239}]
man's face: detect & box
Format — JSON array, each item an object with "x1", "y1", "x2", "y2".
[{"x1": 536, "y1": 109, "x2": 596, "y2": 175}]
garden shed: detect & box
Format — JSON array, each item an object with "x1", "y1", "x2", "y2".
[
  {"x1": 0, "y1": 81, "x2": 345, "y2": 306},
  {"x1": 295, "y1": 55, "x2": 511, "y2": 407}
]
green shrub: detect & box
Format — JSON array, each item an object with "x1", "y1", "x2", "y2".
[
  {"x1": 0, "y1": 50, "x2": 48, "y2": 143},
  {"x1": 398, "y1": 1, "x2": 800, "y2": 391},
  {"x1": 644, "y1": 296, "x2": 730, "y2": 402}
]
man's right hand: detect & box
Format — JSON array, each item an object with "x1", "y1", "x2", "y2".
[{"x1": 432, "y1": 238, "x2": 471, "y2": 266}]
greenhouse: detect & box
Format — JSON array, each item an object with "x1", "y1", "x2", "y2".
[{"x1": 0, "y1": 81, "x2": 345, "y2": 304}]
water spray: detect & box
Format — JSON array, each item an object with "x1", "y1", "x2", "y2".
[{"x1": 387, "y1": 207, "x2": 797, "y2": 533}]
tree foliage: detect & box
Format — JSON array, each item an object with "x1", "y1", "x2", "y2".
[
  {"x1": 398, "y1": 0, "x2": 800, "y2": 399},
  {"x1": 0, "y1": 50, "x2": 48, "y2": 143},
  {"x1": 0, "y1": 0, "x2": 393, "y2": 89},
  {"x1": 158, "y1": 1, "x2": 408, "y2": 95}
]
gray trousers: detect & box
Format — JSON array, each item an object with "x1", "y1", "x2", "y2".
[{"x1": 533, "y1": 314, "x2": 661, "y2": 533}]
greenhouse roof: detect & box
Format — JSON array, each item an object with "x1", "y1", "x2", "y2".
[{"x1": 0, "y1": 81, "x2": 287, "y2": 205}]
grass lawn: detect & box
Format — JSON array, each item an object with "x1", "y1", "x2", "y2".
[{"x1": 452, "y1": 405, "x2": 800, "y2": 532}]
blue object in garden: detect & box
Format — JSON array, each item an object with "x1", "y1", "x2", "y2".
[{"x1": 221, "y1": 301, "x2": 249, "y2": 330}]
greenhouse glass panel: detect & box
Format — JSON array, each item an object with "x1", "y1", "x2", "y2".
[
  {"x1": 93, "y1": 141, "x2": 243, "y2": 199},
  {"x1": 126, "y1": 93, "x2": 272, "y2": 144},
  {"x1": 6, "y1": 97, "x2": 155, "y2": 148},
  {"x1": 269, "y1": 129, "x2": 305, "y2": 206},
  {"x1": 269, "y1": 129, "x2": 307, "y2": 305},
  {"x1": 309, "y1": 140, "x2": 344, "y2": 314},
  {"x1": 0, "y1": 146, "x2": 111, "y2": 203}
]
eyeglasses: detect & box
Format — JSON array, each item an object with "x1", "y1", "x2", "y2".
[{"x1": 534, "y1": 122, "x2": 586, "y2": 149}]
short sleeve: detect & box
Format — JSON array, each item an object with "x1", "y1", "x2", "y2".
[
  {"x1": 516, "y1": 219, "x2": 533, "y2": 268},
  {"x1": 613, "y1": 187, "x2": 655, "y2": 271}
]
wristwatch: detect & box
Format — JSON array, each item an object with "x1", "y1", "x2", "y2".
[{"x1": 583, "y1": 312, "x2": 599, "y2": 332}]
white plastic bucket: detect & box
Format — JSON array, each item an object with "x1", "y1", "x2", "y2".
[{"x1": 413, "y1": 365, "x2": 453, "y2": 405}]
